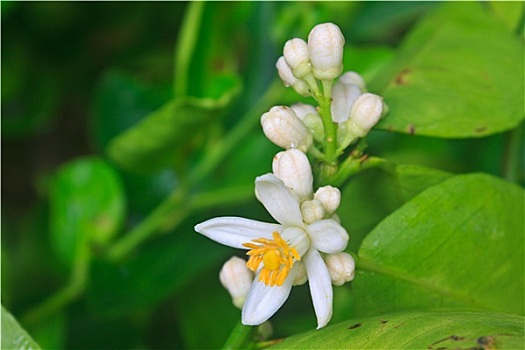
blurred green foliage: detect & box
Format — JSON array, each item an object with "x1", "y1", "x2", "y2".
[{"x1": 2, "y1": 1, "x2": 523, "y2": 349}]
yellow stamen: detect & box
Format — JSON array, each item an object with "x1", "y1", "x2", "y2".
[{"x1": 242, "y1": 231, "x2": 300, "y2": 287}]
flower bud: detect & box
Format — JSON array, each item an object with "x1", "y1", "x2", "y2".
[
  {"x1": 291, "y1": 103, "x2": 324, "y2": 143},
  {"x1": 308, "y1": 23, "x2": 344, "y2": 80},
  {"x1": 219, "y1": 256, "x2": 254, "y2": 309},
  {"x1": 284, "y1": 38, "x2": 312, "y2": 78},
  {"x1": 261, "y1": 106, "x2": 313, "y2": 152},
  {"x1": 301, "y1": 199, "x2": 325, "y2": 224},
  {"x1": 339, "y1": 71, "x2": 367, "y2": 91},
  {"x1": 293, "y1": 261, "x2": 307, "y2": 286},
  {"x1": 324, "y1": 252, "x2": 355, "y2": 286},
  {"x1": 273, "y1": 149, "x2": 313, "y2": 199},
  {"x1": 314, "y1": 186, "x2": 341, "y2": 215},
  {"x1": 330, "y1": 81, "x2": 362, "y2": 123},
  {"x1": 276, "y1": 56, "x2": 310, "y2": 96},
  {"x1": 347, "y1": 93, "x2": 384, "y2": 137}
]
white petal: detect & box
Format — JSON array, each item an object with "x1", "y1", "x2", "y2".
[
  {"x1": 306, "y1": 219, "x2": 349, "y2": 253},
  {"x1": 195, "y1": 217, "x2": 280, "y2": 249},
  {"x1": 304, "y1": 249, "x2": 333, "y2": 329},
  {"x1": 255, "y1": 173, "x2": 304, "y2": 227},
  {"x1": 241, "y1": 265, "x2": 299, "y2": 325}
]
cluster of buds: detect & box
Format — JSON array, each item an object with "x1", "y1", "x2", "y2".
[
  {"x1": 215, "y1": 22, "x2": 383, "y2": 327},
  {"x1": 270, "y1": 23, "x2": 386, "y2": 157}
]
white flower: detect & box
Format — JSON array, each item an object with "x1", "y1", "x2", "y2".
[
  {"x1": 272, "y1": 149, "x2": 313, "y2": 200},
  {"x1": 339, "y1": 71, "x2": 367, "y2": 91},
  {"x1": 291, "y1": 103, "x2": 324, "y2": 143},
  {"x1": 276, "y1": 56, "x2": 310, "y2": 97},
  {"x1": 220, "y1": 256, "x2": 254, "y2": 309},
  {"x1": 308, "y1": 23, "x2": 344, "y2": 80},
  {"x1": 283, "y1": 38, "x2": 312, "y2": 78},
  {"x1": 261, "y1": 106, "x2": 313, "y2": 152},
  {"x1": 314, "y1": 186, "x2": 341, "y2": 215},
  {"x1": 195, "y1": 173, "x2": 349, "y2": 329},
  {"x1": 324, "y1": 252, "x2": 355, "y2": 286},
  {"x1": 330, "y1": 80, "x2": 362, "y2": 123},
  {"x1": 347, "y1": 92, "x2": 384, "y2": 137}
]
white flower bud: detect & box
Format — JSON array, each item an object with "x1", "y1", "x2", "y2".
[
  {"x1": 261, "y1": 106, "x2": 313, "y2": 152},
  {"x1": 291, "y1": 103, "x2": 324, "y2": 143},
  {"x1": 290, "y1": 102, "x2": 317, "y2": 120},
  {"x1": 314, "y1": 186, "x2": 341, "y2": 215},
  {"x1": 219, "y1": 256, "x2": 254, "y2": 309},
  {"x1": 284, "y1": 38, "x2": 312, "y2": 78},
  {"x1": 324, "y1": 252, "x2": 355, "y2": 286},
  {"x1": 347, "y1": 93, "x2": 384, "y2": 137},
  {"x1": 330, "y1": 81, "x2": 362, "y2": 123},
  {"x1": 292, "y1": 261, "x2": 307, "y2": 286},
  {"x1": 273, "y1": 149, "x2": 313, "y2": 199},
  {"x1": 276, "y1": 56, "x2": 310, "y2": 96},
  {"x1": 308, "y1": 23, "x2": 345, "y2": 80},
  {"x1": 339, "y1": 71, "x2": 367, "y2": 91},
  {"x1": 301, "y1": 199, "x2": 325, "y2": 224}
]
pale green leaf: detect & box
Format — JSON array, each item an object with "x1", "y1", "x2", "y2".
[
  {"x1": 271, "y1": 310, "x2": 524, "y2": 349},
  {"x1": 2, "y1": 305, "x2": 41, "y2": 350},
  {"x1": 370, "y1": 2, "x2": 524, "y2": 138}
]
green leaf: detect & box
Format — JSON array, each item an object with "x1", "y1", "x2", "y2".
[
  {"x1": 346, "y1": 173, "x2": 523, "y2": 319},
  {"x1": 370, "y1": 2, "x2": 524, "y2": 138},
  {"x1": 50, "y1": 157, "x2": 125, "y2": 266},
  {"x1": 2, "y1": 305, "x2": 41, "y2": 350},
  {"x1": 90, "y1": 70, "x2": 170, "y2": 151},
  {"x1": 487, "y1": 1, "x2": 524, "y2": 33},
  {"x1": 270, "y1": 310, "x2": 524, "y2": 349},
  {"x1": 106, "y1": 75, "x2": 242, "y2": 173},
  {"x1": 340, "y1": 164, "x2": 453, "y2": 252}
]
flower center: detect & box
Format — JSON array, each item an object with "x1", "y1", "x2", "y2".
[{"x1": 243, "y1": 231, "x2": 301, "y2": 287}]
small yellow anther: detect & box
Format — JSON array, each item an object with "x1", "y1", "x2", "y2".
[{"x1": 242, "y1": 231, "x2": 300, "y2": 287}]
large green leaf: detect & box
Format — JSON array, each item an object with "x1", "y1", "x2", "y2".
[
  {"x1": 340, "y1": 164, "x2": 453, "y2": 252},
  {"x1": 271, "y1": 310, "x2": 524, "y2": 349},
  {"x1": 50, "y1": 157, "x2": 125, "y2": 267},
  {"x1": 341, "y1": 173, "x2": 523, "y2": 319},
  {"x1": 106, "y1": 76, "x2": 241, "y2": 173},
  {"x1": 2, "y1": 305, "x2": 41, "y2": 350},
  {"x1": 370, "y1": 2, "x2": 524, "y2": 138}
]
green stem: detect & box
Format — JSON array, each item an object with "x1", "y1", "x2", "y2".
[
  {"x1": 173, "y1": 1, "x2": 205, "y2": 97},
  {"x1": 21, "y1": 244, "x2": 90, "y2": 327},
  {"x1": 107, "y1": 186, "x2": 189, "y2": 261},
  {"x1": 330, "y1": 155, "x2": 389, "y2": 187},
  {"x1": 317, "y1": 79, "x2": 337, "y2": 165},
  {"x1": 223, "y1": 321, "x2": 256, "y2": 350}
]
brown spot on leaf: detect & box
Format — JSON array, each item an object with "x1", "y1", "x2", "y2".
[
  {"x1": 348, "y1": 323, "x2": 362, "y2": 330},
  {"x1": 408, "y1": 124, "x2": 415, "y2": 135},
  {"x1": 474, "y1": 126, "x2": 487, "y2": 134},
  {"x1": 395, "y1": 68, "x2": 412, "y2": 85}
]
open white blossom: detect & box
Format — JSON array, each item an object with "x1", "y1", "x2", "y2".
[{"x1": 195, "y1": 172, "x2": 349, "y2": 329}]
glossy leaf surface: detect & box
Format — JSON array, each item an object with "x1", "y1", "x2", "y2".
[
  {"x1": 370, "y1": 2, "x2": 524, "y2": 137},
  {"x1": 271, "y1": 310, "x2": 524, "y2": 349},
  {"x1": 2, "y1": 305, "x2": 41, "y2": 350},
  {"x1": 346, "y1": 174, "x2": 523, "y2": 318}
]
